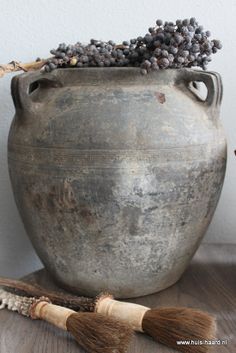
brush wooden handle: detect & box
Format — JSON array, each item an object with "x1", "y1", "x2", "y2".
[
  {"x1": 32, "y1": 301, "x2": 75, "y2": 331},
  {"x1": 96, "y1": 296, "x2": 149, "y2": 332}
]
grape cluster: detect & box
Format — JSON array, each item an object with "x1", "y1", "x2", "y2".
[{"x1": 44, "y1": 17, "x2": 222, "y2": 74}]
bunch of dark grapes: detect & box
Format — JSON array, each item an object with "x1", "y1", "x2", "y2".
[{"x1": 44, "y1": 17, "x2": 222, "y2": 74}]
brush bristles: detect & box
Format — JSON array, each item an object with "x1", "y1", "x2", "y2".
[
  {"x1": 142, "y1": 307, "x2": 216, "y2": 353},
  {"x1": 66, "y1": 312, "x2": 133, "y2": 353}
]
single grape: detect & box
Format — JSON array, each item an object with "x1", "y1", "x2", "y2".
[
  {"x1": 181, "y1": 26, "x2": 189, "y2": 35},
  {"x1": 49, "y1": 61, "x2": 57, "y2": 69},
  {"x1": 70, "y1": 57, "x2": 78, "y2": 66},
  {"x1": 144, "y1": 59, "x2": 151, "y2": 68},
  {"x1": 188, "y1": 54, "x2": 195, "y2": 62},
  {"x1": 213, "y1": 40, "x2": 222, "y2": 49},
  {"x1": 194, "y1": 33, "x2": 202, "y2": 41},
  {"x1": 168, "y1": 54, "x2": 174, "y2": 62},
  {"x1": 150, "y1": 56, "x2": 157, "y2": 63},
  {"x1": 156, "y1": 32, "x2": 165, "y2": 41},
  {"x1": 161, "y1": 50, "x2": 169, "y2": 58},
  {"x1": 81, "y1": 55, "x2": 89, "y2": 63},
  {"x1": 144, "y1": 34, "x2": 153, "y2": 44},
  {"x1": 190, "y1": 17, "x2": 196, "y2": 25},
  {"x1": 117, "y1": 51, "x2": 124, "y2": 59},
  {"x1": 152, "y1": 63, "x2": 159, "y2": 70},
  {"x1": 153, "y1": 40, "x2": 161, "y2": 48},
  {"x1": 191, "y1": 44, "x2": 200, "y2": 53},
  {"x1": 58, "y1": 52, "x2": 66, "y2": 58},
  {"x1": 154, "y1": 48, "x2": 162, "y2": 56},
  {"x1": 169, "y1": 46, "x2": 178, "y2": 55},
  {"x1": 161, "y1": 44, "x2": 169, "y2": 51},
  {"x1": 181, "y1": 50, "x2": 189, "y2": 57},
  {"x1": 110, "y1": 58, "x2": 116, "y2": 65},
  {"x1": 177, "y1": 56, "x2": 185, "y2": 63},
  {"x1": 182, "y1": 19, "x2": 190, "y2": 26},
  {"x1": 156, "y1": 19, "x2": 163, "y2": 26},
  {"x1": 44, "y1": 65, "x2": 50, "y2": 72},
  {"x1": 188, "y1": 25, "x2": 194, "y2": 32},
  {"x1": 174, "y1": 34, "x2": 183, "y2": 44},
  {"x1": 159, "y1": 57, "x2": 169, "y2": 68},
  {"x1": 104, "y1": 59, "x2": 111, "y2": 66}
]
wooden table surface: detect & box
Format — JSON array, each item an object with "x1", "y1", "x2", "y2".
[{"x1": 0, "y1": 243, "x2": 235, "y2": 353}]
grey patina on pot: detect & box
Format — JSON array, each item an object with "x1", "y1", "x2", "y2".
[{"x1": 8, "y1": 68, "x2": 226, "y2": 298}]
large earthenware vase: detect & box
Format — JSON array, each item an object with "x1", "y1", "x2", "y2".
[{"x1": 8, "y1": 68, "x2": 226, "y2": 298}]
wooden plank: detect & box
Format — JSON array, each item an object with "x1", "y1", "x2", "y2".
[{"x1": 0, "y1": 244, "x2": 235, "y2": 352}]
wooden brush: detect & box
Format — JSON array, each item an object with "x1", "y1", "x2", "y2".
[
  {"x1": 0, "y1": 289, "x2": 132, "y2": 353},
  {"x1": 0, "y1": 276, "x2": 216, "y2": 353},
  {"x1": 96, "y1": 294, "x2": 216, "y2": 353},
  {"x1": 141, "y1": 306, "x2": 216, "y2": 353}
]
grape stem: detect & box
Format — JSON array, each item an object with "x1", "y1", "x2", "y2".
[
  {"x1": 0, "y1": 44, "x2": 124, "y2": 77},
  {"x1": 0, "y1": 59, "x2": 49, "y2": 78}
]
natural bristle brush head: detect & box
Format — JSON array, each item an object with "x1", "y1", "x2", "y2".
[
  {"x1": 0, "y1": 289, "x2": 133, "y2": 353},
  {"x1": 66, "y1": 312, "x2": 133, "y2": 353},
  {"x1": 142, "y1": 307, "x2": 217, "y2": 353}
]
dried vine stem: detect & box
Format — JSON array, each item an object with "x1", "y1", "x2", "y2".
[
  {"x1": 0, "y1": 276, "x2": 95, "y2": 312},
  {"x1": 0, "y1": 59, "x2": 48, "y2": 78},
  {"x1": 0, "y1": 46, "x2": 124, "y2": 78}
]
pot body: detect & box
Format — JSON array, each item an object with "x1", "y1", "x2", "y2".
[{"x1": 8, "y1": 68, "x2": 226, "y2": 298}]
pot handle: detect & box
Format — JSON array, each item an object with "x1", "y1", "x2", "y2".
[
  {"x1": 176, "y1": 69, "x2": 223, "y2": 111},
  {"x1": 11, "y1": 72, "x2": 62, "y2": 115}
]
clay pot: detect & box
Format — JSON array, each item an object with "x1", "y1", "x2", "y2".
[{"x1": 8, "y1": 68, "x2": 226, "y2": 298}]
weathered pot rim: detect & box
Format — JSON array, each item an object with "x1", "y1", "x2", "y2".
[
  {"x1": 16, "y1": 67, "x2": 218, "y2": 78},
  {"x1": 13, "y1": 67, "x2": 220, "y2": 89}
]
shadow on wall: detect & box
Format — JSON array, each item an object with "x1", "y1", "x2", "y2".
[{"x1": 0, "y1": 73, "x2": 42, "y2": 278}]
